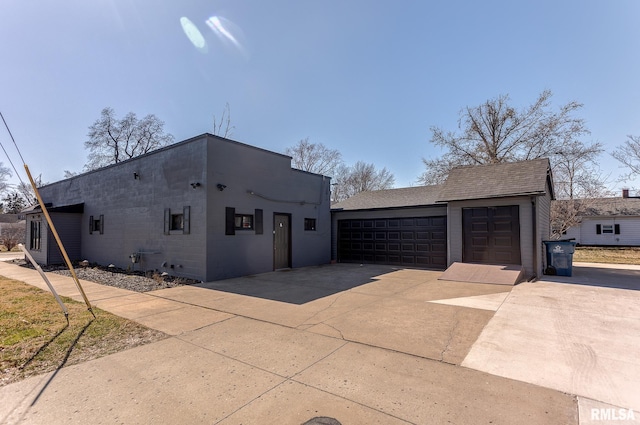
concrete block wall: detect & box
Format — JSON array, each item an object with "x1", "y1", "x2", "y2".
[{"x1": 33, "y1": 134, "x2": 332, "y2": 282}]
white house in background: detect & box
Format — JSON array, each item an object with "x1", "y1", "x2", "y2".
[{"x1": 562, "y1": 189, "x2": 640, "y2": 246}]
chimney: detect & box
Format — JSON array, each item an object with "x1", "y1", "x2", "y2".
[{"x1": 622, "y1": 188, "x2": 629, "y2": 198}]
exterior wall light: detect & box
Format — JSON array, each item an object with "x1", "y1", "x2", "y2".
[
  {"x1": 216, "y1": 183, "x2": 226, "y2": 191},
  {"x1": 191, "y1": 182, "x2": 202, "y2": 189}
]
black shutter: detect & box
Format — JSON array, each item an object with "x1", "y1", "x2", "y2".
[
  {"x1": 183, "y1": 206, "x2": 191, "y2": 234},
  {"x1": 596, "y1": 224, "x2": 601, "y2": 234},
  {"x1": 89, "y1": 215, "x2": 94, "y2": 234},
  {"x1": 164, "y1": 208, "x2": 171, "y2": 235},
  {"x1": 255, "y1": 209, "x2": 263, "y2": 235},
  {"x1": 99, "y1": 214, "x2": 104, "y2": 234},
  {"x1": 225, "y1": 207, "x2": 235, "y2": 235},
  {"x1": 615, "y1": 224, "x2": 620, "y2": 235}
]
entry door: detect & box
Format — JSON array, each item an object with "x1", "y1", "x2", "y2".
[
  {"x1": 274, "y1": 213, "x2": 291, "y2": 269},
  {"x1": 462, "y1": 206, "x2": 521, "y2": 265}
]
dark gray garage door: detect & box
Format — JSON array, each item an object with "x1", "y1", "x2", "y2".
[
  {"x1": 338, "y1": 217, "x2": 447, "y2": 269},
  {"x1": 462, "y1": 206, "x2": 521, "y2": 265}
]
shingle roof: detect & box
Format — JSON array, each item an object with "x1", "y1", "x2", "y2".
[
  {"x1": 554, "y1": 197, "x2": 640, "y2": 216},
  {"x1": 331, "y1": 185, "x2": 443, "y2": 211},
  {"x1": 437, "y1": 158, "x2": 552, "y2": 202}
]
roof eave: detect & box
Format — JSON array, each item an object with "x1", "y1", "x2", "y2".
[{"x1": 437, "y1": 191, "x2": 547, "y2": 203}]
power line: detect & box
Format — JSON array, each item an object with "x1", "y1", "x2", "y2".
[{"x1": 0, "y1": 111, "x2": 28, "y2": 187}]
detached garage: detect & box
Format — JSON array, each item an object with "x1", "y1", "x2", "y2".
[
  {"x1": 331, "y1": 186, "x2": 447, "y2": 269},
  {"x1": 331, "y1": 158, "x2": 554, "y2": 280},
  {"x1": 438, "y1": 158, "x2": 554, "y2": 279}
]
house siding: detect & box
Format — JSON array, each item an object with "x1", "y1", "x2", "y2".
[
  {"x1": 447, "y1": 196, "x2": 537, "y2": 278},
  {"x1": 572, "y1": 216, "x2": 640, "y2": 246},
  {"x1": 26, "y1": 214, "x2": 47, "y2": 264},
  {"x1": 46, "y1": 213, "x2": 82, "y2": 264},
  {"x1": 331, "y1": 206, "x2": 447, "y2": 262}
]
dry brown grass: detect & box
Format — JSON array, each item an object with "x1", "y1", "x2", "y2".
[
  {"x1": 573, "y1": 246, "x2": 640, "y2": 265},
  {"x1": 0, "y1": 276, "x2": 167, "y2": 387}
]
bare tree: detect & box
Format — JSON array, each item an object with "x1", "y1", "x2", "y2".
[
  {"x1": 612, "y1": 135, "x2": 640, "y2": 184},
  {"x1": 332, "y1": 161, "x2": 395, "y2": 202},
  {"x1": 418, "y1": 90, "x2": 589, "y2": 184},
  {"x1": 84, "y1": 107, "x2": 174, "y2": 171},
  {"x1": 0, "y1": 162, "x2": 11, "y2": 195},
  {"x1": 0, "y1": 222, "x2": 25, "y2": 251},
  {"x1": 1, "y1": 192, "x2": 27, "y2": 213},
  {"x1": 285, "y1": 138, "x2": 343, "y2": 176},
  {"x1": 553, "y1": 140, "x2": 608, "y2": 199},
  {"x1": 15, "y1": 180, "x2": 39, "y2": 208},
  {"x1": 212, "y1": 102, "x2": 235, "y2": 138}
]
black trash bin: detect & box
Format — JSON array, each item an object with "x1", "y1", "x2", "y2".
[{"x1": 543, "y1": 240, "x2": 577, "y2": 276}]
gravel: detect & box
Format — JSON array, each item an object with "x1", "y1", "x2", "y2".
[{"x1": 14, "y1": 260, "x2": 200, "y2": 293}]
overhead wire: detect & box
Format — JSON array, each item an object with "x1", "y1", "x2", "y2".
[{"x1": 0, "y1": 111, "x2": 28, "y2": 187}]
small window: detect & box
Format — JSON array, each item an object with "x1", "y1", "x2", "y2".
[
  {"x1": 304, "y1": 218, "x2": 317, "y2": 231},
  {"x1": 602, "y1": 224, "x2": 614, "y2": 234},
  {"x1": 165, "y1": 207, "x2": 190, "y2": 235},
  {"x1": 89, "y1": 215, "x2": 104, "y2": 235},
  {"x1": 171, "y1": 213, "x2": 184, "y2": 231},
  {"x1": 30, "y1": 220, "x2": 41, "y2": 250},
  {"x1": 235, "y1": 214, "x2": 253, "y2": 230}
]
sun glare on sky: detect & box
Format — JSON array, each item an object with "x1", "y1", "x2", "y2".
[
  {"x1": 206, "y1": 16, "x2": 248, "y2": 59},
  {"x1": 180, "y1": 13, "x2": 247, "y2": 59},
  {"x1": 180, "y1": 16, "x2": 207, "y2": 52}
]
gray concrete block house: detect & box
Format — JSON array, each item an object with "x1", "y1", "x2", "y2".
[
  {"x1": 332, "y1": 158, "x2": 554, "y2": 280},
  {"x1": 25, "y1": 134, "x2": 332, "y2": 282}
]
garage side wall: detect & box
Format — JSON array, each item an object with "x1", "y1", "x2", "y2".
[
  {"x1": 537, "y1": 192, "x2": 551, "y2": 274},
  {"x1": 447, "y1": 197, "x2": 536, "y2": 277}
]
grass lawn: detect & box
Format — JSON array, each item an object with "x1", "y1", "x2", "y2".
[
  {"x1": 573, "y1": 246, "x2": 640, "y2": 265},
  {"x1": 0, "y1": 276, "x2": 167, "y2": 387}
]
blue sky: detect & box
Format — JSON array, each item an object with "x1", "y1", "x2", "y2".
[{"x1": 1, "y1": 0, "x2": 639, "y2": 191}]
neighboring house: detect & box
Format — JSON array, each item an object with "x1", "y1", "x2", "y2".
[
  {"x1": 332, "y1": 158, "x2": 554, "y2": 279},
  {"x1": 24, "y1": 134, "x2": 332, "y2": 282},
  {"x1": 562, "y1": 190, "x2": 640, "y2": 246}
]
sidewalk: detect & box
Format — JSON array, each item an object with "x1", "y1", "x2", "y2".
[{"x1": 0, "y1": 261, "x2": 599, "y2": 424}]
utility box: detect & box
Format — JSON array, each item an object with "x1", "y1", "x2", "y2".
[{"x1": 543, "y1": 240, "x2": 577, "y2": 277}]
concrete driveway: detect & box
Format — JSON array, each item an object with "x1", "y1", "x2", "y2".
[
  {"x1": 463, "y1": 262, "x2": 640, "y2": 424},
  {"x1": 1, "y1": 261, "x2": 637, "y2": 424}
]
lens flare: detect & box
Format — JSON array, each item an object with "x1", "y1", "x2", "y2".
[
  {"x1": 180, "y1": 17, "x2": 207, "y2": 52},
  {"x1": 206, "y1": 16, "x2": 248, "y2": 59}
]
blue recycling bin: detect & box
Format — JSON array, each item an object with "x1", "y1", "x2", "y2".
[{"x1": 543, "y1": 240, "x2": 577, "y2": 276}]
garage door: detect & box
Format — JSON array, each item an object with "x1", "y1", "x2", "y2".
[
  {"x1": 462, "y1": 206, "x2": 521, "y2": 265},
  {"x1": 338, "y1": 217, "x2": 447, "y2": 269}
]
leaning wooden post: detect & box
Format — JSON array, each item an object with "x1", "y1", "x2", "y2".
[
  {"x1": 19, "y1": 243, "x2": 69, "y2": 321},
  {"x1": 24, "y1": 164, "x2": 95, "y2": 318}
]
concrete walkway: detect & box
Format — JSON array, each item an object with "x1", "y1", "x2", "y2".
[{"x1": 0, "y1": 261, "x2": 636, "y2": 424}]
